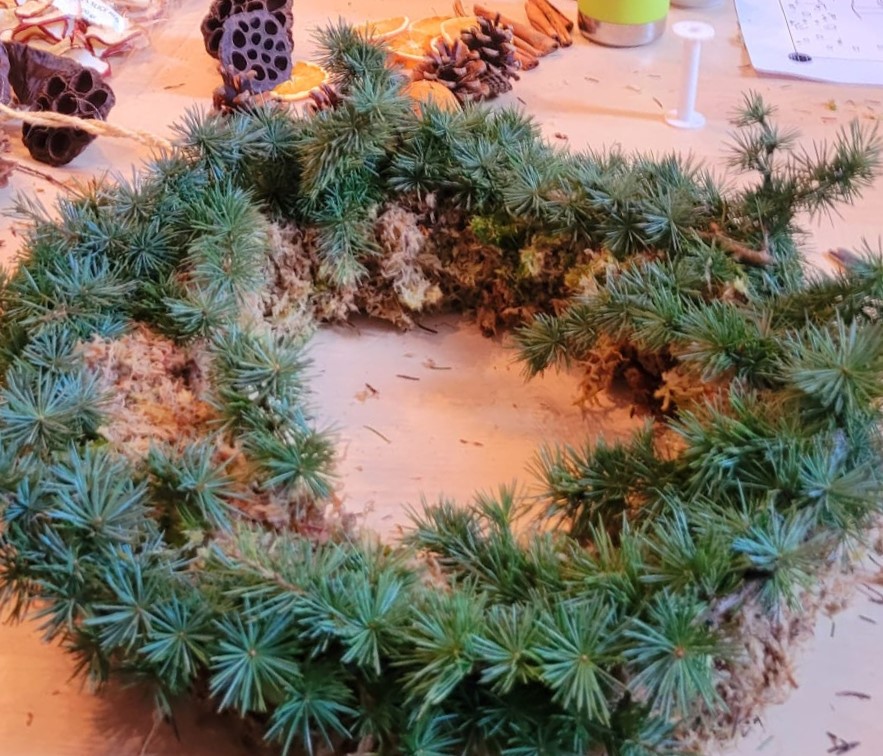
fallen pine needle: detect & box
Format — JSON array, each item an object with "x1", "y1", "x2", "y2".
[
  {"x1": 836, "y1": 690, "x2": 871, "y2": 700},
  {"x1": 423, "y1": 359, "x2": 452, "y2": 370},
  {"x1": 756, "y1": 735, "x2": 774, "y2": 751},
  {"x1": 396, "y1": 374, "x2": 420, "y2": 381},
  {"x1": 860, "y1": 583, "x2": 883, "y2": 603},
  {"x1": 138, "y1": 709, "x2": 165, "y2": 756},
  {"x1": 363, "y1": 425, "x2": 391, "y2": 444},
  {"x1": 858, "y1": 614, "x2": 877, "y2": 624},
  {"x1": 827, "y1": 732, "x2": 861, "y2": 754}
]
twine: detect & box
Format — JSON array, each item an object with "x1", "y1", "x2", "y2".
[{"x1": 0, "y1": 102, "x2": 173, "y2": 152}]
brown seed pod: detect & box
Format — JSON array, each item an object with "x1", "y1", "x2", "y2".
[
  {"x1": 215, "y1": 10, "x2": 293, "y2": 111},
  {"x1": 0, "y1": 44, "x2": 11, "y2": 106},
  {"x1": 201, "y1": 0, "x2": 292, "y2": 59},
  {"x1": 23, "y1": 67, "x2": 116, "y2": 167},
  {"x1": 3, "y1": 42, "x2": 115, "y2": 166}
]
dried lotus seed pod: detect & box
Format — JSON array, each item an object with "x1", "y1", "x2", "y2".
[
  {"x1": 201, "y1": 0, "x2": 292, "y2": 59},
  {"x1": 218, "y1": 9, "x2": 292, "y2": 97},
  {"x1": 22, "y1": 65, "x2": 116, "y2": 167},
  {"x1": 0, "y1": 44, "x2": 10, "y2": 106},
  {"x1": 3, "y1": 41, "x2": 82, "y2": 105}
]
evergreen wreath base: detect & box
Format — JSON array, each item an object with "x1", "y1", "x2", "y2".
[{"x1": 1, "y1": 24, "x2": 882, "y2": 756}]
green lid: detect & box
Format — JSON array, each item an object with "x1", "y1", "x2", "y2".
[{"x1": 577, "y1": 0, "x2": 669, "y2": 24}]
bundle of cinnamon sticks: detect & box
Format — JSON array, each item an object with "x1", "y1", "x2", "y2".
[
  {"x1": 525, "y1": 0, "x2": 573, "y2": 47},
  {"x1": 454, "y1": 0, "x2": 572, "y2": 71}
]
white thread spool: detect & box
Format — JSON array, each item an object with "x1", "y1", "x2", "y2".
[{"x1": 665, "y1": 21, "x2": 715, "y2": 129}]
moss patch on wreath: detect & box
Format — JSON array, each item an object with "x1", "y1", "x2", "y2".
[{"x1": 1, "y1": 23, "x2": 882, "y2": 756}]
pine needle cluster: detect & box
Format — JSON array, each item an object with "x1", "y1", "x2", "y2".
[{"x1": 0, "y1": 25, "x2": 881, "y2": 756}]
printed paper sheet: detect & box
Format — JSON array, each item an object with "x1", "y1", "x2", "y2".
[{"x1": 735, "y1": 0, "x2": 883, "y2": 86}]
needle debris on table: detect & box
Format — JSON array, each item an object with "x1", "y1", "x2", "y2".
[
  {"x1": 826, "y1": 732, "x2": 860, "y2": 753},
  {"x1": 835, "y1": 691, "x2": 871, "y2": 700}
]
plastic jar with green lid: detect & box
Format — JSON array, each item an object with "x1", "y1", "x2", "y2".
[{"x1": 578, "y1": 0, "x2": 670, "y2": 46}]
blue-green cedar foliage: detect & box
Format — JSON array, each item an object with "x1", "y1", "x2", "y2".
[{"x1": 0, "y1": 26, "x2": 880, "y2": 756}]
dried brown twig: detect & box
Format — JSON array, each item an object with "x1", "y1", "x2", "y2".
[
  {"x1": 699, "y1": 223, "x2": 775, "y2": 266},
  {"x1": 9, "y1": 159, "x2": 73, "y2": 192}
]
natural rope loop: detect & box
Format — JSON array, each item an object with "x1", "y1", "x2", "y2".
[{"x1": 0, "y1": 102, "x2": 173, "y2": 152}]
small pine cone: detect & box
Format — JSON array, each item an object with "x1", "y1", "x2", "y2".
[
  {"x1": 306, "y1": 83, "x2": 343, "y2": 115},
  {"x1": 414, "y1": 39, "x2": 489, "y2": 103},
  {"x1": 460, "y1": 13, "x2": 520, "y2": 98},
  {"x1": 213, "y1": 65, "x2": 274, "y2": 113},
  {"x1": 214, "y1": 64, "x2": 257, "y2": 113},
  {"x1": 483, "y1": 68, "x2": 514, "y2": 97}
]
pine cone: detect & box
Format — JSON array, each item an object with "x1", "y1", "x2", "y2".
[
  {"x1": 306, "y1": 83, "x2": 343, "y2": 115},
  {"x1": 213, "y1": 65, "x2": 263, "y2": 113},
  {"x1": 414, "y1": 39, "x2": 488, "y2": 104},
  {"x1": 460, "y1": 14, "x2": 520, "y2": 97}
]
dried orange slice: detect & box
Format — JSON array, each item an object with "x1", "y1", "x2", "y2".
[
  {"x1": 271, "y1": 60, "x2": 329, "y2": 101},
  {"x1": 402, "y1": 80, "x2": 461, "y2": 115},
  {"x1": 386, "y1": 30, "x2": 434, "y2": 63},
  {"x1": 354, "y1": 15, "x2": 409, "y2": 41},
  {"x1": 409, "y1": 15, "x2": 452, "y2": 37},
  {"x1": 440, "y1": 16, "x2": 480, "y2": 44}
]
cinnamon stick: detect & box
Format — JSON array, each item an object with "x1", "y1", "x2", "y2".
[
  {"x1": 474, "y1": 3, "x2": 559, "y2": 54},
  {"x1": 531, "y1": 0, "x2": 573, "y2": 32},
  {"x1": 526, "y1": 1, "x2": 559, "y2": 41},
  {"x1": 529, "y1": 0, "x2": 571, "y2": 45},
  {"x1": 512, "y1": 34, "x2": 542, "y2": 58},
  {"x1": 513, "y1": 27, "x2": 557, "y2": 56},
  {"x1": 515, "y1": 49, "x2": 539, "y2": 70}
]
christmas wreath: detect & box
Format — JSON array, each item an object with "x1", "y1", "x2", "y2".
[{"x1": 0, "y1": 24, "x2": 881, "y2": 756}]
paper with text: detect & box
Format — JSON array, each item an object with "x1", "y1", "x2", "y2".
[{"x1": 735, "y1": 0, "x2": 883, "y2": 86}]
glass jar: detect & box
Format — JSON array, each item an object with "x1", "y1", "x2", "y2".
[{"x1": 578, "y1": 0, "x2": 670, "y2": 47}]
